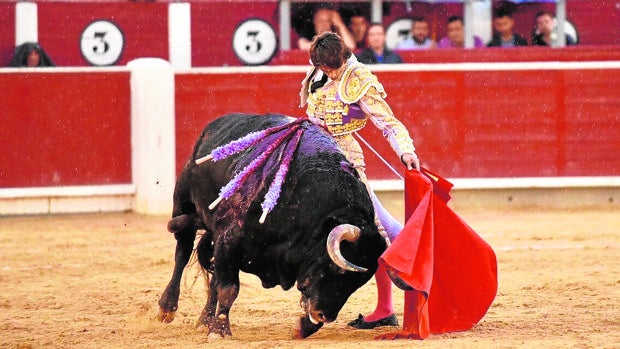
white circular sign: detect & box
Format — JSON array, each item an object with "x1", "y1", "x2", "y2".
[
  {"x1": 386, "y1": 18, "x2": 413, "y2": 50},
  {"x1": 80, "y1": 20, "x2": 124, "y2": 66},
  {"x1": 232, "y1": 19, "x2": 277, "y2": 65}
]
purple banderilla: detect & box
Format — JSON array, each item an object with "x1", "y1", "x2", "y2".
[
  {"x1": 195, "y1": 118, "x2": 307, "y2": 164},
  {"x1": 199, "y1": 118, "x2": 307, "y2": 223},
  {"x1": 259, "y1": 127, "x2": 304, "y2": 223}
]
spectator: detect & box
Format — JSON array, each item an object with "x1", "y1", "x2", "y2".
[
  {"x1": 356, "y1": 23, "x2": 403, "y2": 64},
  {"x1": 10, "y1": 42, "x2": 55, "y2": 67},
  {"x1": 532, "y1": 11, "x2": 576, "y2": 46},
  {"x1": 349, "y1": 12, "x2": 370, "y2": 50},
  {"x1": 396, "y1": 17, "x2": 436, "y2": 50},
  {"x1": 437, "y1": 16, "x2": 484, "y2": 49},
  {"x1": 487, "y1": 9, "x2": 528, "y2": 47},
  {"x1": 296, "y1": 4, "x2": 356, "y2": 51}
]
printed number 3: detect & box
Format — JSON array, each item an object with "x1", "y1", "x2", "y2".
[{"x1": 92, "y1": 32, "x2": 110, "y2": 55}]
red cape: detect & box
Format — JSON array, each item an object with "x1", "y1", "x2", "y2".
[{"x1": 378, "y1": 168, "x2": 498, "y2": 339}]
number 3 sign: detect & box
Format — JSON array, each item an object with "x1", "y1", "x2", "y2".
[
  {"x1": 80, "y1": 20, "x2": 125, "y2": 66},
  {"x1": 232, "y1": 18, "x2": 277, "y2": 66}
]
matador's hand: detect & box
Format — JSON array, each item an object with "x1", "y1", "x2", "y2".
[{"x1": 401, "y1": 152, "x2": 420, "y2": 171}]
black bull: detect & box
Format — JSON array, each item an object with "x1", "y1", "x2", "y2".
[{"x1": 158, "y1": 113, "x2": 387, "y2": 339}]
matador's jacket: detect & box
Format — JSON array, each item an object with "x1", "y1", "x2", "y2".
[{"x1": 300, "y1": 57, "x2": 415, "y2": 181}]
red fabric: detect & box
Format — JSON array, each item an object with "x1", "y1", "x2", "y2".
[{"x1": 378, "y1": 168, "x2": 498, "y2": 339}]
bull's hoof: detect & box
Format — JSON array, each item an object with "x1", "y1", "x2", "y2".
[
  {"x1": 207, "y1": 332, "x2": 231, "y2": 341},
  {"x1": 291, "y1": 315, "x2": 323, "y2": 339},
  {"x1": 157, "y1": 308, "x2": 176, "y2": 323},
  {"x1": 196, "y1": 309, "x2": 212, "y2": 329},
  {"x1": 203, "y1": 314, "x2": 232, "y2": 339},
  {"x1": 195, "y1": 315, "x2": 232, "y2": 340}
]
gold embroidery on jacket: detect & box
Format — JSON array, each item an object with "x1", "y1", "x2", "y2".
[
  {"x1": 339, "y1": 63, "x2": 386, "y2": 104},
  {"x1": 306, "y1": 80, "x2": 367, "y2": 136}
]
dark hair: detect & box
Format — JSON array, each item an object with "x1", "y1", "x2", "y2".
[
  {"x1": 10, "y1": 42, "x2": 55, "y2": 67},
  {"x1": 535, "y1": 11, "x2": 554, "y2": 20},
  {"x1": 413, "y1": 16, "x2": 428, "y2": 24},
  {"x1": 309, "y1": 32, "x2": 352, "y2": 69},
  {"x1": 349, "y1": 8, "x2": 368, "y2": 21},
  {"x1": 447, "y1": 15, "x2": 463, "y2": 24},
  {"x1": 494, "y1": 8, "x2": 513, "y2": 19}
]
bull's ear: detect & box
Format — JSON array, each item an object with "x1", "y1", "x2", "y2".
[{"x1": 339, "y1": 161, "x2": 358, "y2": 178}]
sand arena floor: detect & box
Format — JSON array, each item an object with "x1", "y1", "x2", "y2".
[{"x1": 1, "y1": 203, "x2": 618, "y2": 349}]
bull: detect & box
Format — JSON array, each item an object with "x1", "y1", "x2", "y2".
[{"x1": 158, "y1": 113, "x2": 387, "y2": 339}]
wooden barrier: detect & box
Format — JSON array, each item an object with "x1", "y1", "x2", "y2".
[
  {"x1": 2, "y1": 61, "x2": 619, "y2": 215},
  {"x1": 175, "y1": 62, "x2": 620, "y2": 180},
  {"x1": 0, "y1": 69, "x2": 132, "y2": 187},
  {"x1": 0, "y1": 68, "x2": 133, "y2": 214}
]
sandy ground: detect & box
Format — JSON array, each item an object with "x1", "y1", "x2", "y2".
[{"x1": 1, "y1": 203, "x2": 619, "y2": 349}]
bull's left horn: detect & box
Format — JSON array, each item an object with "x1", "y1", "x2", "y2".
[{"x1": 326, "y1": 224, "x2": 368, "y2": 273}]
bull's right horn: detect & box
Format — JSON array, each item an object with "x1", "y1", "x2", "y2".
[{"x1": 326, "y1": 224, "x2": 368, "y2": 273}]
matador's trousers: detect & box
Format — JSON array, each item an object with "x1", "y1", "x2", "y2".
[{"x1": 333, "y1": 133, "x2": 403, "y2": 243}]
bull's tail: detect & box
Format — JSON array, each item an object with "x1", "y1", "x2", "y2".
[
  {"x1": 168, "y1": 213, "x2": 213, "y2": 292},
  {"x1": 183, "y1": 231, "x2": 212, "y2": 297},
  {"x1": 167, "y1": 213, "x2": 205, "y2": 234}
]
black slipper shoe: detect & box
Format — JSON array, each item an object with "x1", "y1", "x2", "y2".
[{"x1": 347, "y1": 314, "x2": 399, "y2": 329}]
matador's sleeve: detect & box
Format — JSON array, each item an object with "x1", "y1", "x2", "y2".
[{"x1": 358, "y1": 86, "x2": 416, "y2": 158}]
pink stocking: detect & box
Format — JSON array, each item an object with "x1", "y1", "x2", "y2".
[
  {"x1": 363, "y1": 263, "x2": 394, "y2": 322},
  {"x1": 363, "y1": 192, "x2": 401, "y2": 322}
]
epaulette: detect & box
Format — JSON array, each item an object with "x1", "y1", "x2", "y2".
[{"x1": 338, "y1": 63, "x2": 386, "y2": 104}]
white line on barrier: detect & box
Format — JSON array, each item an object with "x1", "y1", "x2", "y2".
[
  {"x1": 0, "y1": 66, "x2": 130, "y2": 74},
  {"x1": 369, "y1": 176, "x2": 620, "y2": 192},
  {"x1": 2, "y1": 61, "x2": 620, "y2": 75},
  {"x1": 2, "y1": 176, "x2": 615, "y2": 198},
  {"x1": 181, "y1": 61, "x2": 620, "y2": 75},
  {"x1": 0, "y1": 184, "x2": 135, "y2": 199}
]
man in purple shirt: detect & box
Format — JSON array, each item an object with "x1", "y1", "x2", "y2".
[{"x1": 437, "y1": 16, "x2": 484, "y2": 48}]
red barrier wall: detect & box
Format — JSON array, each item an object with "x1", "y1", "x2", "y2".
[
  {"x1": 2, "y1": 65, "x2": 618, "y2": 191},
  {"x1": 191, "y1": 2, "x2": 279, "y2": 67},
  {"x1": 0, "y1": 71, "x2": 132, "y2": 188},
  {"x1": 1, "y1": 1, "x2": 619, "y2": 67},
  {"x1": 0, "y1": 3, "x2": 15, "y2": 66},
  {"x1": 175, "y1": 65, "x2": 620, "y2": 179},
  {"x1": 37, "y1": 2, "x2": 168, "y2": 66},
  {"x1": 174, "y1": 71, "x2": 303, "y2": 174}
]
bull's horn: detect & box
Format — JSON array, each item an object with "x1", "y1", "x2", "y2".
[{"x1": 326, "y1": 224, "x2": 368, "y2": 273}]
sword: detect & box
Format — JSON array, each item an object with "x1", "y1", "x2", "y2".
[{"x1": 353, "y1": 132, "x2": 404, "y2": 181}]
